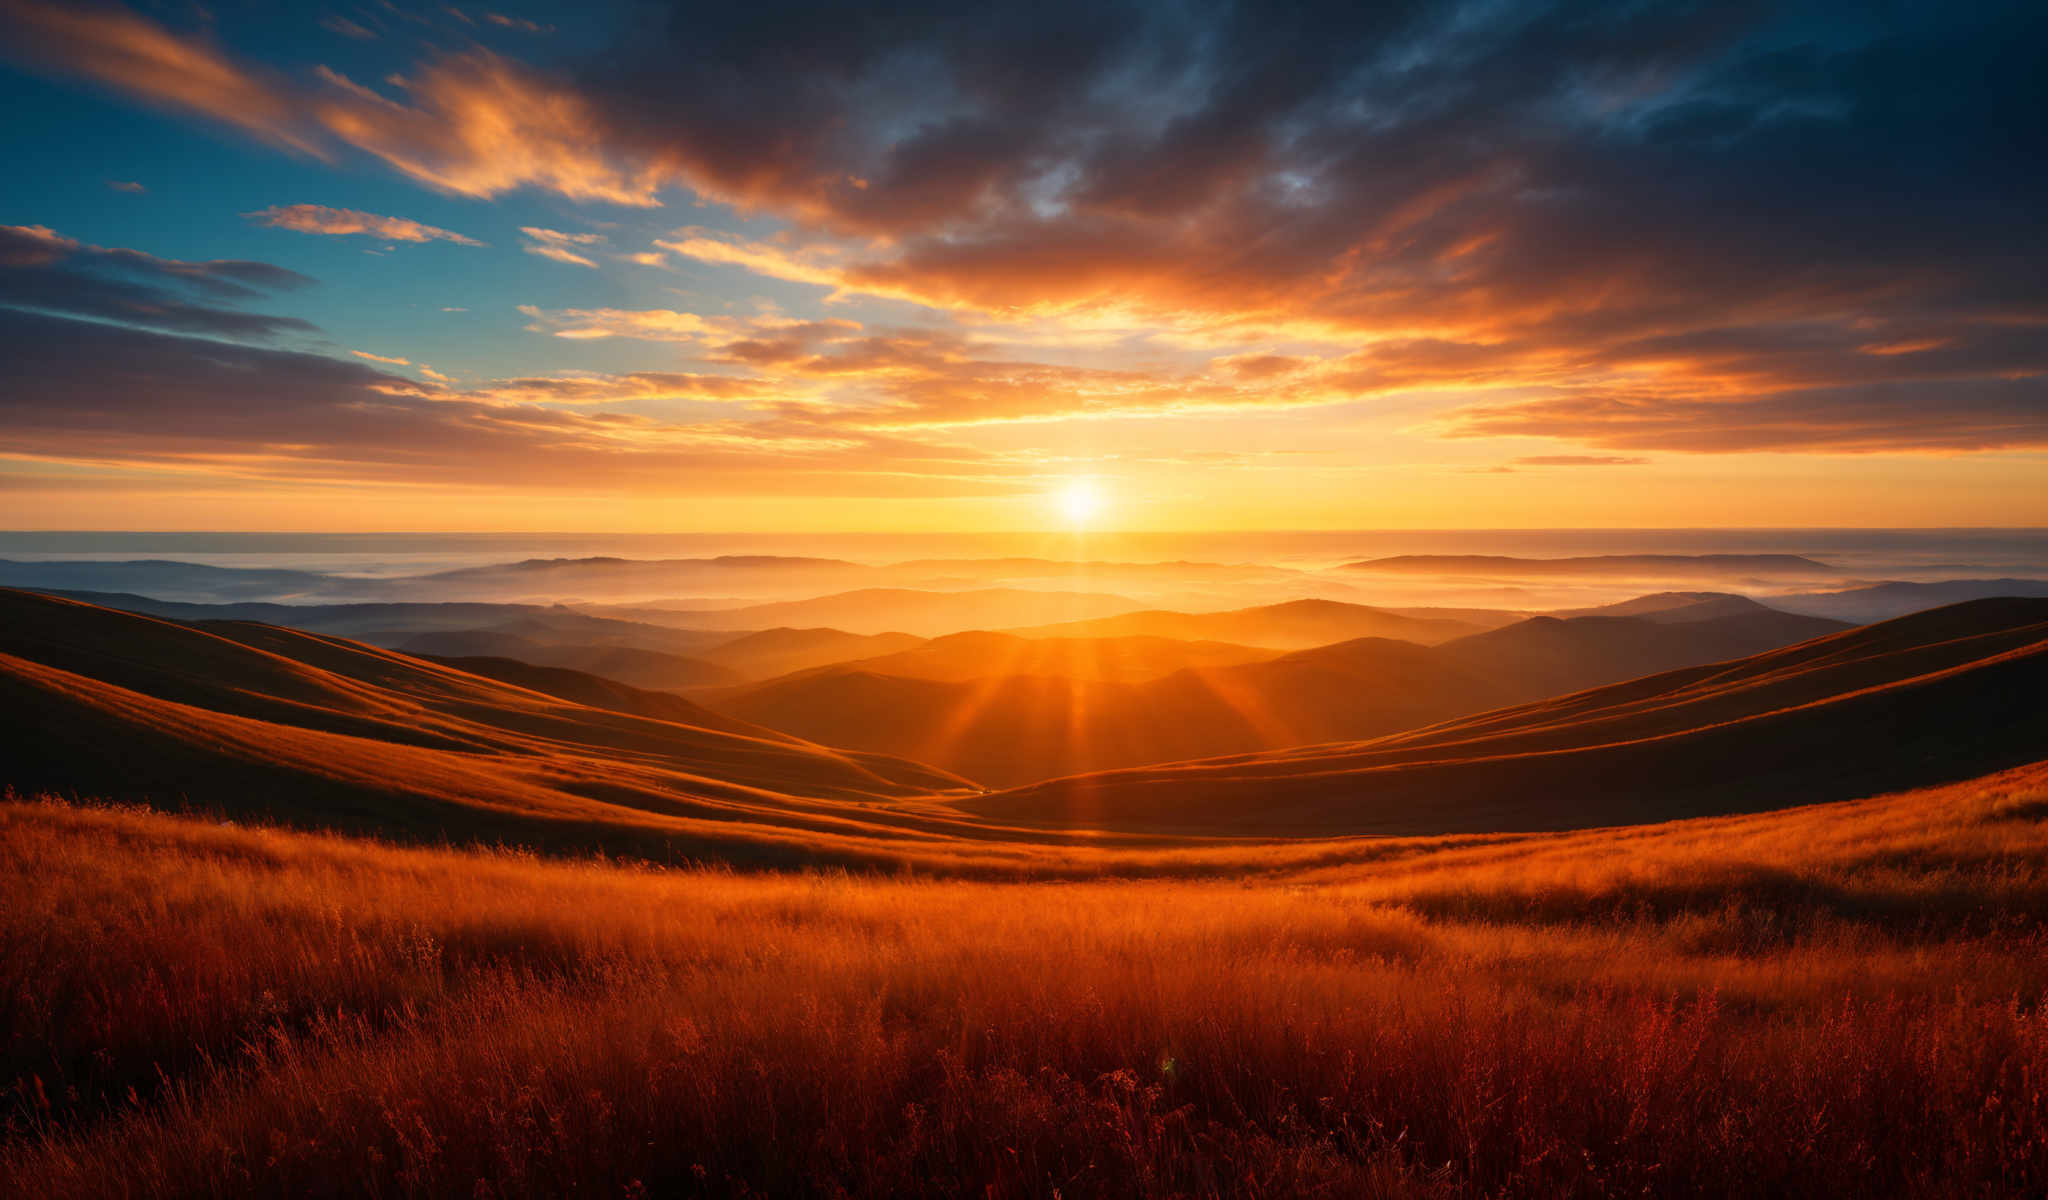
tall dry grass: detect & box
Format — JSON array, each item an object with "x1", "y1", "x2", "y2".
[{"x1": 5, "y1": 761, "x2": 2048, "y2": 1197}]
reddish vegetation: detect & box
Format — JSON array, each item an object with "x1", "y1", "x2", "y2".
[{"x1": 5, "y1": 762, "x2": 2048, "y2": 1196}]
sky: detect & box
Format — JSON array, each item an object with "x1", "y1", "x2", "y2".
[{"x1": 0, "y1": 0, "x2": 2042, "y2": 533}]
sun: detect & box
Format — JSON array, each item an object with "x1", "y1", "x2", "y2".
[{"x1": 1055, "y1": 478, "x2": 1106, "y2": 527}]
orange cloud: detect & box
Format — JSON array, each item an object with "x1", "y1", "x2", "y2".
[
  {"x1": 248, "y1": 204, "x2": 484, "y2": 246},
  {"x1": 653, "y1": 232, "x2": 868, "y2": 294},
  {"x1": 2, "y1": 1, "x2": 662, "y2": 205},
  {"x1": 3, "y1": 0, "x2": 329, "y2": 157},
  {"x1": 457, "y1": 370, "x2": 773, "y2": 406}
]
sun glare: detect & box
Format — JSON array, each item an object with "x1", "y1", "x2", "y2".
[{"x1": 1056, "y1": 478, "x2": 1105, "y2": 527}]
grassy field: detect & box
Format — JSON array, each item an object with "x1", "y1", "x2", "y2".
[{"x1": 6, "y1": 760, "x2": 2048, "y2": 1197}]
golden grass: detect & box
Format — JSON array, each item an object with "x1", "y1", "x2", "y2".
[{"x1": 5, "y1": 761, "x2": 2048, "y2": 1197}]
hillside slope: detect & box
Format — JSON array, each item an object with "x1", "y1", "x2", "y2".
[
  {"x1": 693, "y1": 626, "x2": 927, "y2": 679},
  {"x1": 0, "y1": 590, "x2": 989, "y2": 865},
  {"x1": 970, "y1": 598, "x2": 2048, "y2": 835},
  {"x1": 396, "y1": 629, "x2": 742, "y2": 689}
]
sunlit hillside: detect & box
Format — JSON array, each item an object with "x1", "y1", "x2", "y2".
[{"x1": 6, "y1": 761, "x2": 2047, "y2": 1197}]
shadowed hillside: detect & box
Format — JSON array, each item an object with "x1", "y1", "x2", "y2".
[
  {"x1": 974, "y1": 598, "x2": 2048, "y2": 835},
  {"x1": 49, "y1": 591, "x2": 925, "y2": 686},
  {"x1": 1429, "y1": 603, "x2": 1846, "y2": 698}
]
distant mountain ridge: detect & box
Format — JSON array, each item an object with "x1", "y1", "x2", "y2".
[
  {"x1": 706, "y1": 597, "x2": 1849, "y2": 786},
  {"x1": 1548, "y1": 591, "x2": 1768, "y2": 621},
  {"x1": 1768, "y1": 578, "x2": 2048, "y2": 622}
]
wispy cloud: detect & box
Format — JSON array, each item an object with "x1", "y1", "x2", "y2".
[
  {"x1": 318, "y1": 14, "x2": 376, "y2": 40},
  {"x1": 483, "y1": 12, "x2": 551, "y2": 34},
  {"x1": 247, "y1": 204, "x2": 484, "y2": 246},
  {"x1": 519, "y1": 227, "x2": 605, "y2": 268},
  {"x1": 1512, "y1": 455, "x2": 1652, "y2": 467}
]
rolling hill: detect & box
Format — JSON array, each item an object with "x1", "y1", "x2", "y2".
[
  {"x1": 1548, "y1": 591, "x2": 1768, "y2": 620},
  {"x1": 395, "y1": 629, "x2": 742, "y2": 689},
  {"x1": 691, "y1": 626, "x2": 927, "y2": 680},
  {"x1": 0, "y1": 589, "x2": 995, "y2": 866},
  {"x1": 48, "y1": 591, "x2": 930, "y2": 687},
  {"x1": 1428, "y1": 601, "x2": 1845, "y2": 698},
  {"x1": 35, "y1": 590, "x2": 740, "y2": 650},
  {"x1": 706, "y1": 599, "x2": 1847, "y2": 786},
  {"x1": 970, "y1": 598, "x2": 2048, "y2": 836}
]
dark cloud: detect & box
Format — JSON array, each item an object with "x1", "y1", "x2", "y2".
[
  {"x1": 578, "y1": 0, "x2": 2047, "y2": 452},
  {"x1": 0, "y1": 224, "x2": 317, "y2": 339},
  {"x1": 0, "y1": 308, "x2": 1025, "y2": 496}
]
